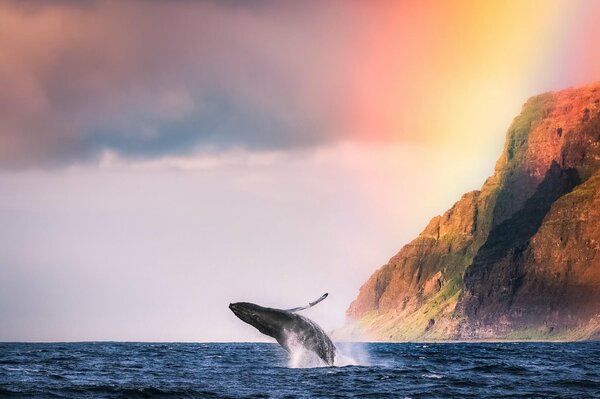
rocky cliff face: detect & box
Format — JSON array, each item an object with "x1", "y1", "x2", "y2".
[{"x1": 344, "y1": 82, "x2": 600, "y2": 341}]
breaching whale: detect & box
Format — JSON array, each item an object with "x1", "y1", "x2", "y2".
[{"x1": 229, "y1": 293, "x2": 336, "y2": 365}]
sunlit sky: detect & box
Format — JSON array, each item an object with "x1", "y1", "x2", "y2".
[{"x1": 1, "y1": 0, "x2": 599, "y2": 342}]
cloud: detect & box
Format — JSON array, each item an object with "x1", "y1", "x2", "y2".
[
  {"x1": 0, "y1": 1, "x2": 361, "y2": 168},
  {"x1": 3, "y1": 1, "x2": 599, "y2": 169}
]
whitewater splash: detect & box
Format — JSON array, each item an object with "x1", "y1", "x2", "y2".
[{"x1": 285, "y1": 333, "x2": 371, "y2": 368}]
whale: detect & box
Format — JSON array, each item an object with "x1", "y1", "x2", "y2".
[{"x1": 229, "y1": 293, "x2": 336, "y2": 365}]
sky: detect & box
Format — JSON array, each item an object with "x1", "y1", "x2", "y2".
[{"x1": 1, "y1": 0, "x2": 600, "y2": 342}]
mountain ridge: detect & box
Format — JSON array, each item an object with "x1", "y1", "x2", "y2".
[{"x1": 342, "y1": 81, "x2": 600, "y2": 341}]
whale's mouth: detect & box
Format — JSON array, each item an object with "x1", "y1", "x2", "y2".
[
  {"x1": 229, "y1": 303, "x2": 247, "y2": 320},
  {"x1": 229, "y1": 302, "x2": 263, "y2": 328},
  {"x1": 228, "y1": 303, "x2": 238, "y2": 315}
]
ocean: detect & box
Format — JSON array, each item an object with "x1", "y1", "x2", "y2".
[{"x1": 1, "y1": 341, "x2": 599, "y2": 398}]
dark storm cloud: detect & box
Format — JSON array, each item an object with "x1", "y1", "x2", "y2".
[{"x1": 0, "y1": 0, "x2": 358, "y2": 168}]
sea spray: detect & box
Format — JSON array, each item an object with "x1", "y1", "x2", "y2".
[
  {"x1": 284, "y1": 331, "x2": 372, "y2": 368},
  {"x1": 333, "y1": 342, "x2": 372, "y2": 367},
  {"x1": 285, "y1": 331, "x2": 327, "y2": 368}
]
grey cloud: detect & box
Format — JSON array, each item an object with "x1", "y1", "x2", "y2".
[{"x1": 0, "y1": 0, "x2": 357, "y2": 168}]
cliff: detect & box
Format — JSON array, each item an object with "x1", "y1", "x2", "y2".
[{"x1": 344, "y1": 82, "x2": 600, "y2": 341}]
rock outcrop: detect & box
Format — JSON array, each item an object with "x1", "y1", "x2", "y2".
[{"x1": 344, "y1": 82, "x2": 600, "y2": 341}]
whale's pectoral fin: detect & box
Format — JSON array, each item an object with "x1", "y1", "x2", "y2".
[{"x1": 284, "y1": 293, "x2": 328, "y2": 312}]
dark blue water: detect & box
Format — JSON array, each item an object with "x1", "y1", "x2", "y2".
[{"x1": 1, "y1": 342, "x2": 600, "y2": 398}]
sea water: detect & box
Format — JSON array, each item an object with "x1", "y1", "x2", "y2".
[{"x1": 1, "y1": 341, "x2": 599, "y2": 398}]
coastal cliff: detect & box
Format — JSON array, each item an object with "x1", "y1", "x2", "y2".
[{"x1": 344, "y1": 82, "x2": 600, "y2": 341}]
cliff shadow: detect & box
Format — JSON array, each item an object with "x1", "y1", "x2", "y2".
[{"x1": 458, "y1": 161, "x2": 581, "y2": 322}]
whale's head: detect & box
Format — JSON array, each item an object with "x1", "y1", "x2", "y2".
[{"x1": 229, "y1": 302, "x2": 290, "y2": 339}]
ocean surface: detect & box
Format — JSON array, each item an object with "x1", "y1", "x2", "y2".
[{"x1": 1, "y1": 341, "x2": 600, "y2": 398}]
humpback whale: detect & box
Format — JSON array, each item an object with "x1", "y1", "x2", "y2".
[{"x1": 229, "y1": 293, "x2": 336, "y2": 365}]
